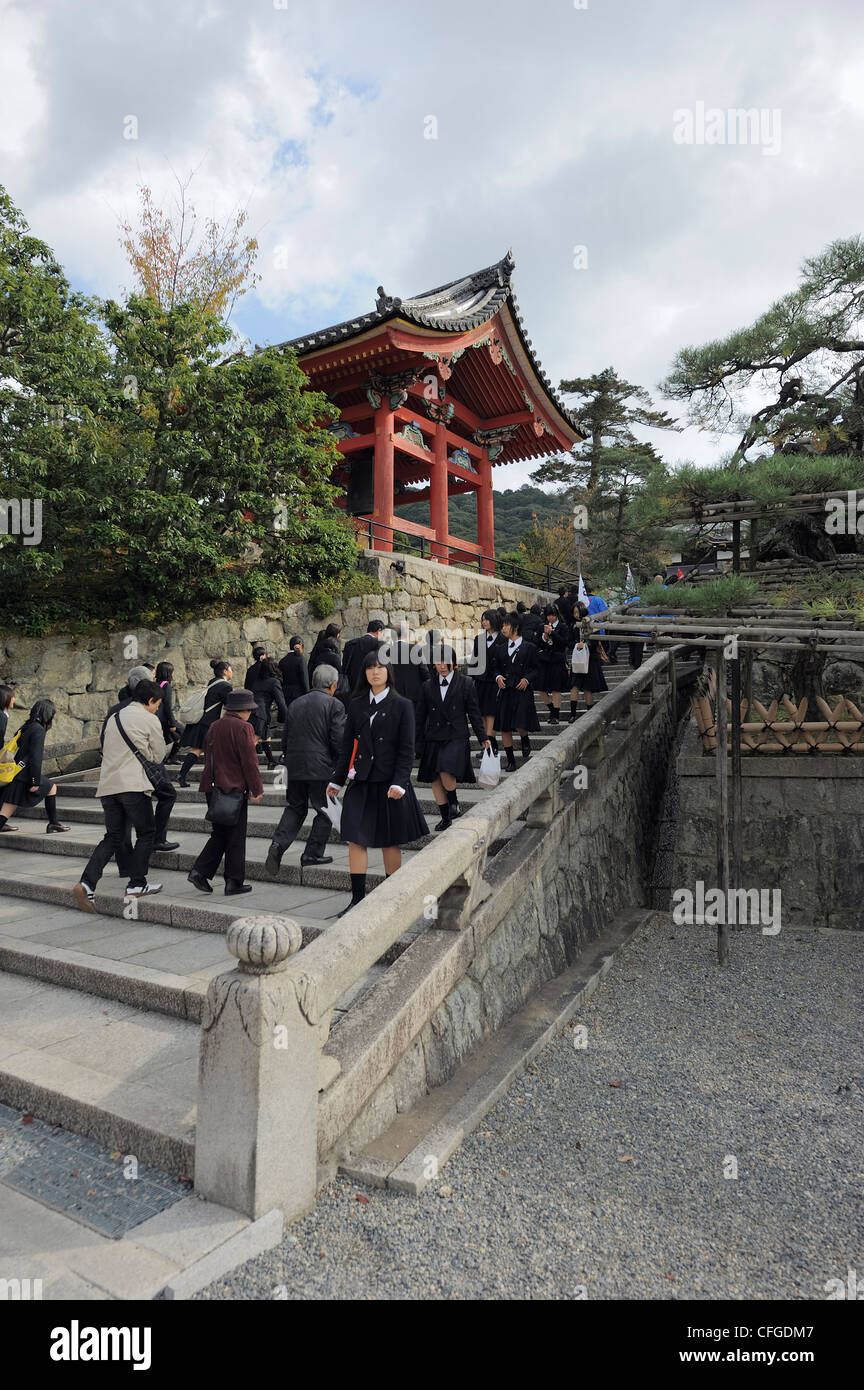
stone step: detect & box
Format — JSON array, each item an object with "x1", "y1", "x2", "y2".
[
  {"x1": 0, "y1": 894, "x2": 389, "y2": 1024},
  {"x1": 0, "y1": 968, "x2": 198, "y2": 1175}
]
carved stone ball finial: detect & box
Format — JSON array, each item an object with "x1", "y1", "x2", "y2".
[{"x1": 227, "y1": 915, "x2": 303, "y2": 975}]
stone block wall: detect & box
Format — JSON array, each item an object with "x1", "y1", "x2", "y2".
[
  {"x1": 672, "y1": 726, "x2": 864, "y2": 930},
  {"x1": 0, "y1": 553, "x2": 554, "y2": 744}
]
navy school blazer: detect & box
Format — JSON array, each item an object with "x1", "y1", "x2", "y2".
[{"x1": 332, "y1": 689, "x2": 416, "y2": 787}]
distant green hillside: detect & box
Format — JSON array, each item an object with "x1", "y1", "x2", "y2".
[{"x1": 399, "y1": 485, "x2": 569, "y2": 553}]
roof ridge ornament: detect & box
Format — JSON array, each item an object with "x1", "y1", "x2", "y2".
[{"x1": 375, "y1": 286, "x2": 403, "y2": 313}]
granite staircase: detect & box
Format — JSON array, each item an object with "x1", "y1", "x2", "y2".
[{"x1": 0, "y1": 666, "x2": 635, "y2": 1175}]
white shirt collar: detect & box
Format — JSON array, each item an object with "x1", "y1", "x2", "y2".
[
  {"x1": 369, "y1": 688, "x2": 389, "y2": 705},
  {"x1": 509, "y1": 636, "x2": 522, "y2": 649}
]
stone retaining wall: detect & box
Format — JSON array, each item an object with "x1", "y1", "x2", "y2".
[
  {"x1": 672, "y1": 726, "x2": 864, "y2": 931},
  {"x1": 1, "y1": 553, "x2": 554, "y2": 744}
]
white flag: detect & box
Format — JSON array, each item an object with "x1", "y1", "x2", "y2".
[{"x1": 577, "y1": 573, "x2": 588, "y2": 605}]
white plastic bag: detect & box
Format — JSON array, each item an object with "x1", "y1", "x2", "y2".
[
  {"x1": 477, "y1": 748, "x2": 501, "y2": 789},
  {"x1": 571, "y1": 643, "x2": 590, "y2": 675},
  {"x1": 321, "y1": 799, "x2": 342, "y2": 834}
]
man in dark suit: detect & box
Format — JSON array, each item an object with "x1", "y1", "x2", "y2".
[
  {"x1": 342, "y1": 621, "x2": 385, "y2": 692},
  {"x1": 278, "y1": 636, "x2": 310, "y2": 763},
  {"x1": 390, "y1": 636, "x2": 430, "y2": 707},
  {"x1": 265, "y1": 664, "x2": 346, "y2": 875},
  {"x1": 279, "y1": 637, "x2": 309, "y2": 706}
]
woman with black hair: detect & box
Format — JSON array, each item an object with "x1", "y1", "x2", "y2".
[
  {"x1": 154, "y1": 661, "x2": 182, "y2": 761},
  {"x1": 327, "y1": 652, "x2": 428, "y2": 916},
  {"x1": 0, "y1": 698, "x2": 69, "y2": 833},
  {"x1": 244, "y1": 644, "x2": 269, "y2": 691},
  {"x1": 536, "y1": 604, "x2": 571, "y2": 724},
  {"x1": 417, "y1": 646, "x2": 490, "y2": 830},
  {"x1": 308, "y1": 624, "x2": 342, "y2": 679},
  {"x1": 250, "y1": 657, "x2": 288, "y2": 769},
  {"x1": 568, "y1": 601, "x2": 608, "y2": 719},
  {"x1": 494, "y1": 612, "x2": 540, "y2": 770},
  {"x1": 177, "y1": 660, "x2": 233, "y2": 787},
  {"x1": 471, "y1": 610, "x2": 507, "y2": 754}
]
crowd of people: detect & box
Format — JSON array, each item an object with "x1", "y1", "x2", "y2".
[{"x1": 0, "y1": 576, "x2": 658, "y2": 917}]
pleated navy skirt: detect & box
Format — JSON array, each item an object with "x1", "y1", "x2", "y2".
[
  {"x1": 417, "y1": 738, "x2": 476, "y2": 784},
  {"x1": 536, "y1": 657, "x2": 569, "y2": 693},
  {"x1": 472, "y1": 678, "x2": 499, "y2": 718},
  {"x1": 494, "y1": 688, "x2": 540, "y2": 733},
  {"x1": 340, "y1": 780, "x2": 429, "y2": 848}
]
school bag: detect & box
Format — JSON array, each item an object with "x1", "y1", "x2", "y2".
[
  {"x1": 0, "y1": 728, "x2": 24, "y2": 784},
  {"x1": 176, "y1": 686, "x2": 208, "y2": 725}
]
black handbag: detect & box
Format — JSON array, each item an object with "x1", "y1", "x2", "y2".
[
  {"x1": 113, "y1": 712, "x2": 175, "y2": 799},
  {"x1": 205, "y1": 744, "x2": 246, "y2": 827}
]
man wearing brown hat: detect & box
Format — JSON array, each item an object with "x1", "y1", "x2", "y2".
[{"x1": 187, "y1": 688, "x2": 263, "y2": 896}]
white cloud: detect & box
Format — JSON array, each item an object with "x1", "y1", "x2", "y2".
[{"x1": 5, "y1": 0, "x2": 864, "y2": 487}]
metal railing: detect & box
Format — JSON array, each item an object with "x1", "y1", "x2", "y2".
[{"x1": 353, "y1": 517, "x2": 584, "y2": 592}]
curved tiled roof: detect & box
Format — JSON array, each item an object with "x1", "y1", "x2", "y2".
[{"x1": 277, "y1": 253, "x2": 583, "y2": 438}]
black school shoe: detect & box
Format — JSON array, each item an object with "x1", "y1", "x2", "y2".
[
  {"x1": 225, "y1": 880, "x2": 253, "y2": 896},
  {"x1": 187, "y1": 870, "x2": 213, "y2": 894},
  {"x1": 301, "y1": 854, "x2": 333, "y2": 866},
  {"x1": 153, "y1": 840, "x2": 180, "y2": 852}
]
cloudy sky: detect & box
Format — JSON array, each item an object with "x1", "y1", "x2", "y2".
[{"x1": 3, "y1": 0, "x2": 864, "y2": 488}]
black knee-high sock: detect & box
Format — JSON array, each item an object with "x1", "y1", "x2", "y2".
[
  {"x1": 521, "y1": 735, "x2": 532, "y2": 756},
  {"x1": 490, "y1": 736, "x2": 498, "y2": 755},
  {"x1": 179, "y1": 753, "x2": 197, "y2": 782},
  {"x1": 447, "y1": 788, "x2": 459, "y2": 808},
  {"x1": 350, "y1": 872, "x2": 366, "y2": 903},
  {"x1": 0, "y1": 815, "x2": 7, "y2": 829},
  {"x1": 45, "y1": 794, "x2": 58, "y2": 823}
]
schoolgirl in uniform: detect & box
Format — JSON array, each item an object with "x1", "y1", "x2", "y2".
[
  {"x1": 568, "y1": 602, "x2": 608, "y2": 718},
  {"x1": 327, "y1": 653, "x2": 428, "y2": 917},
  {"x1": 494, "y1": 612, "x2": 540, "y2": 770},
  {"x1": 535, "y1": 604, "x2": 571, "y2": 724},
  {"x1": 470, "y1": 610, "x2": 507, "y2": 754},
  {"x1": 416, "y1": 646, "x2": 490, "y2": 830},
  {"x1": 177, "y1": 660, "x2": 233, "y2": 786}
]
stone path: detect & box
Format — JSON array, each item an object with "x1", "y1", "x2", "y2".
[{"x1": 196, "y1": 917, "x2": 864, "y2": 1301}]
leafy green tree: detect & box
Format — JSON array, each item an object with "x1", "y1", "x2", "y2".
[
  {"x1": 90, "y1": 294, "x2": 355, "y2": 617},
  {"x1": 530, "y1": 368, "x2": 678, "y2": 576},
  {"x1": 0, "y1": 185, "x2": 113, "y2": 630},
  {"x1": 661, "y1": 236, "x2": 864, "y2": 461},
  {"x1": 532, "y1": 367, "x2": 680, "y2": 495},
  {"x1": 0, "y1": 185, "x2": 356, "y2": 631}
]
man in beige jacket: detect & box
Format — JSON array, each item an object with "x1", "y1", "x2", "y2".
[{"x1": 73, "y1": 680, "x2": 168, "y2": 912}]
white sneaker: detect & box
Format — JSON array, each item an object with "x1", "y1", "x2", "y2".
[{"x1": 125, "y1": 882, "x2": 162, "y2": 897}]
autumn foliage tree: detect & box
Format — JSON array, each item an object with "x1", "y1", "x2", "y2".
[{"x1": 120, "y1": 174, "x2": 260, "y2": 319}]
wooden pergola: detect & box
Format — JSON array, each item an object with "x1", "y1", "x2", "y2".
[{"x1": 277, "y1": 254, "x2": 583, "y2": 572}]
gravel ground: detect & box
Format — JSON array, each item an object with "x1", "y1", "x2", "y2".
[{"x1": 198, "y1": 916, "x2": 864, "y2": 1300}]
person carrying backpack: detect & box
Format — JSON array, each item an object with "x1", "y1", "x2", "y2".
[
  {"x1": 176, "y1": 660, "x2": 233, "y2": 787},
  {"x1": 0, "y1": 699, "x2": 69, "y2": 835}
]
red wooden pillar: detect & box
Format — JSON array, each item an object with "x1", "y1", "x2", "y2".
[
  {"x1": 477, "y1": 449, "x2": 495, "y2": 575},
  {"x1": 431, "y1": 422, "x2": 450, "y2": 565},
  {"x1": 373, "y1": 403, "x2": 395, "y2": 553}
]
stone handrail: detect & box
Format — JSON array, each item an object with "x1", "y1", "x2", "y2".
[
  {"x1": 281, "y1": 650, "x2": 672, "y2": 1025},
  {"x1": 195, "y1": 649, "x2": 673, "y2": 1222}
]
